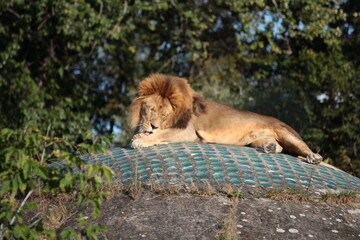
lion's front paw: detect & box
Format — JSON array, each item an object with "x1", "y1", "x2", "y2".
[
  {"x1": 131, "y1": 136, "x2": 156, "y2": 148},
  {"x1": 132, "y1": 133, "x2": 148, "y2": 140},
  {"x1": 306, "y1": 153, "x2": 323, "y2": 164}
]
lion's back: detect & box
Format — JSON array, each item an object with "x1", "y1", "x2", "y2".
[{"x1": 193, "y1": 99, "x2": 301, "y2": 138}]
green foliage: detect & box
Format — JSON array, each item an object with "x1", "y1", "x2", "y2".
[
  {"x1": 60, "y1": 214, "x2": 108, "y2": 240},
  {"x1": 227, "y1": 191, "x2": 243, "y2": 199},
  {"x1": 0, "y1": 0, "x2": 130, "y2": 142},
  {"x1": 0, "y1": 125, "x2": 114, "y2": 239}
]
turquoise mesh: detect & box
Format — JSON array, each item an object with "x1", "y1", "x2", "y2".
[{"x1": 82, "y1": 142, "x2": 360, "y2": 190}]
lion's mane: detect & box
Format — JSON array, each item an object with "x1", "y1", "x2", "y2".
[{"x1": 130, "y1": 74, "x2": 199, "y2": 130}]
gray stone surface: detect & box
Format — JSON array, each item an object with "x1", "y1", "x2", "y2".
[
  {"x1": 100, "y1": 194, "x2": 227, "y2": 240},
  {"x1": 60, "y1": 191, "x2": 360, "y2": 240},
  {"x1": 234, "y1": 198, "x2": 360, "y2": 240}
]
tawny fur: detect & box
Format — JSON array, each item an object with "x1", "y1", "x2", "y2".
[{"x1": 129, "y1": 74, "x2": 323, "y2": 164}]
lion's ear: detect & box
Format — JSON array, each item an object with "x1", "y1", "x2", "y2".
[
  {"x1": 129, "y1": 97, "x2": 143, "y2": 129},
  {"x1": 193, "y1": 95, "x2": 206, "y2": 116}
]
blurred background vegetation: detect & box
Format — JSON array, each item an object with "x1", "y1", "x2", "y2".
[{"x1": 1, "y1": 0, "x2": 359, "y2": 177}]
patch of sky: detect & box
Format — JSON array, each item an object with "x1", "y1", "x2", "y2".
[
  {"x1": 298, "y1": 21, "x2": 305, "y2": 31},
  {"x1": 98, "y1": 46, "x2": 105, "y2": 58},
  {"x1": 160, "y1": 42, "x2": 171, "y2": 50},
  {"x1": 344, "y1": 23, "x2": 354, "y2": 35},
  {"x1": 234, "y1": 10, "x2": 308, "y2": 43},
  {"x1": 209, "y1": 17, "x2": 223, "y2": 33},
  {"x1": 137, "y1": 46, "x2": 150, "y2": 62},
  {"x1": 317, "y1": 93, "x2": 329, "y2": 103}
]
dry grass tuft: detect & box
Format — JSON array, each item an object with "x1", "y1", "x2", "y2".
[
  {"x1": 99, "y1": 180, "x2": 124, "y2": 200},
  {"x1": 204, "y1": 182, "x2": 217, "y2": 196},
  {"x1": 28, "y1": 192, "x2": 75, "y2": 231},
  {"x1": 321, "y1": 191, "x2": 359, "y2": 205},
  {"x1": 124, "y1": 181, "x2": 144, "y2": 199},
  {"x1": 150, "y1": 182, "x2": 181, "y2": 195},
  {"x1": 189, "y1": 182, "x2": 200, "y2": 194},
  {"x1": 220, "y1": 184, "x2": 243, "y2": 199},
  {"x1": 264, "y1": 188, "x2": 312, "y2": 203},
  {"x1": 43, "y1": 202, "x2": 72, "y2": 230},
  {"x1": 217, "y1": 197, "x2": 239, "y2": 240},
  {"x1": 221, "y1": 184, "x2": 235, "y2": 196}
]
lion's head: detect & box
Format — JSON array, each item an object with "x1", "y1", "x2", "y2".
[
  {"x1": 131, "y1": 94, "x2": 174, "y2": 134},
  {"x1": 130, "y1": 74, "x2": 200, "y2": 134}
]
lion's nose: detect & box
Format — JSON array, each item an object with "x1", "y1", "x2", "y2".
[{"x1": 151, "y1": 124, "x2": 158, "y2": 130}]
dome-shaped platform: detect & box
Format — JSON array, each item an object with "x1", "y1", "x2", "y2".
[{"x1": 84, "y1": 142, "x2": 360, "y2": 191}]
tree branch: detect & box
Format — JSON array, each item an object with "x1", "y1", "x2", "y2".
[
  {"x1": 9, "y1": 190, "x2": 34, "y2": 226},
  {"x1": 6, "y1": 8, "x2": 22, "y2": 19}
]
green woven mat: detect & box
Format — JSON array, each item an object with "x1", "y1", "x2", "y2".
[{"x1": 83, "y1": 142, "x2": 360, "y2": 191}]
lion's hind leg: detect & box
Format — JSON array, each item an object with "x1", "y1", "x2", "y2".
[
  {"x1": 244, "y1": 129, "x2": 283, "y2": 154},
  {"x1": 274, "y1": 127, "x2": 323, "y2": 164},
  {"x1": 250, "y1": 139, "x2": 283, "y2": 154},
  {"x1": 263, "y1": 141, "x2": 282, "y2": 153}
]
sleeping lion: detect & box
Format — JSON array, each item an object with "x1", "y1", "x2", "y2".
[{"x1": 130, "y1": 73, "x2": 323, "y2": 164}]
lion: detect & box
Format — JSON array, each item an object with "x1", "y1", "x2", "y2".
[{"x1": 129, "y1": 73, "x2": 323, "y2": 164}]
